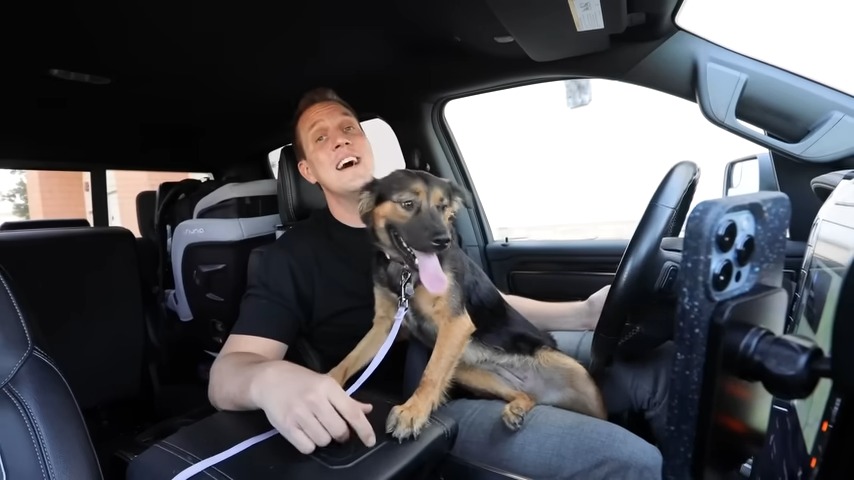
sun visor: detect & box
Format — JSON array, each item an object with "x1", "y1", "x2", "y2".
[{"x1": 486, "y1": 0, "x2": 635, "y2": 61}]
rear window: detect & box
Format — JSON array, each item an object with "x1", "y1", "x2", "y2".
[
  {"x1": 106, "y1": 170, "x2": 212, "y2": 236},
  {"x1": 0, "y1": 168, "x2": 92, "y2": 225},
  {"x1": 0, "y1": 168, "x2": 212, "y2": 236}
]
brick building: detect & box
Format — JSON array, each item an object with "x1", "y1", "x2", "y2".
[{"x1": 21, "y1": 170, "x2": 208, "y2": 237}]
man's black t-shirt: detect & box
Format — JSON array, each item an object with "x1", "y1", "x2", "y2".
[{"x1": 230, "y1": 207, "x2": 406, "y2": 389}]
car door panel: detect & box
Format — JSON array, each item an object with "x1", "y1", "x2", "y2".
[
  {"x1": 485, "y1": 239, "x2": 628, "y2": 301},
  {"x1": 484, "y1": 238, "x2": 806, "y2": 303}
]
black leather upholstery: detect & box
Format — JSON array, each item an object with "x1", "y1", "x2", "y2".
[
  {"x1": 135, "y1": 190, "x2": 157, "y2": 243},
  {"x1": 0, "y1": 218, "x2": 90, "y2": 230},
  {"x1": 127, "y1": 389, "x2": 456, "y2": 480},
  {"x1": 0, "y1": 227, "x2": 148, "y2": 411},
  {"x1": 0, "y1": 227, "x2": 177, "y2": 478},
  {"x1": 278, "y1": 144, "x2": 326, "y2": 224},
  {"x1": 0, "y1": 266, "x2": 104, "y2": 480}
]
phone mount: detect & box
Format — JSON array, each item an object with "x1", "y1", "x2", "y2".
[
  {"x1": 724, "y1": 323, "x2": 832, "y2": 401},
  {"x1": 662, "y1": 191, "x2": 792, "y2": 479}
]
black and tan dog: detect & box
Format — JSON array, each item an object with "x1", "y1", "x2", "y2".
[{"x1": 328, "y1": 169, "x2": 606, "y2": 440}]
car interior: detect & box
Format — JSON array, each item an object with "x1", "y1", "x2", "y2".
[{"x1": 1, "y1": 0, "x2": 853, "y2": 479}]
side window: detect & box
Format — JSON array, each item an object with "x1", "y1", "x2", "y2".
[
  {"x1": 269, "y1": 117, "x2": 406, "y2": 179},
  {"x1": 443, "y1": 79, "x2": 765, "y2": 241},
  {"x1": 0, "y1": 169, "x2": 92, "y2": 226},
  {"x1": 106, "y1": 170, "x2": 212, "y2": 236}
]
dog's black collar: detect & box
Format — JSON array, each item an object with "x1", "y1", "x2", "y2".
[{"x1": 375, "y1": 251, "x2": 415, "y2": 308}]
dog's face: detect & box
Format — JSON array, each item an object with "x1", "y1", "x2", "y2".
[{"x1": 359, "y1": 169, "x2": 469, "y2": 294}]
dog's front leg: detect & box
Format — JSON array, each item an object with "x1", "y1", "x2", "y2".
[
  {"x1": 327, "y1": 287, "x2": 398, "y2": 386},
  {"x1": 386, "y1": 292, "x2": 475, "y2": 441}
]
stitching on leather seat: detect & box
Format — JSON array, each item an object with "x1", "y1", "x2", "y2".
[
  {"x1": 2, "y1": 388, "x2": 47, "y2": 480},
  {"x1": 151, "y1": 444, "x2": 220, "y2": 480},
  {"x1": 0, "y1": 444, "x2": 6, "y2": 480},
  {"x1": 31, "y1": 350, "x2": 102, "y2": 477},
  {"x1": 0, "y1": 274, "x2": 32, "y2": 387},
  {"x1": 8, "y1": 384, "x2": 55, "y2": 480},
  {"x1": 160, "y1": 440, "x2": 235, "y2": 480}
]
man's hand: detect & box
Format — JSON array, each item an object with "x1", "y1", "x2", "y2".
[
  {"x1": 582, "y1": 284, "x2": 611, "y2": 330},
  {"x1": 252, "y1": 362, "x2": 376, "y2": 454}
]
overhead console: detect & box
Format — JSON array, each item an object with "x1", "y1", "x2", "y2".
[
  {"x1": 662, "y1": 176, "x2": 854, "y2": 478},
  {"x1": 399, "y1": 0, "x2": 664, "y2": 62},
  {"x1": 485, "y1": 0, "x2": 638, "y2": 61}
]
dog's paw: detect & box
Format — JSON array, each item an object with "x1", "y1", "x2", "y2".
[
  {"x1": 501, "y1": 403, "x2": 528, "y2": 431},
  {"x1": 385, "y1": 399, "x2": 431, "y2": 441}
]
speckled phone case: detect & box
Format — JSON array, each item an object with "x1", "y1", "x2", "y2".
[{"x1": 662, "y1": 191, "x2": 791, "y2": 479}]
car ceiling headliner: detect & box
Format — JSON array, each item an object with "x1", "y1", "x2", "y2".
[{"x1": 0, "y1": 0, "x2": 680, "y2": 172}]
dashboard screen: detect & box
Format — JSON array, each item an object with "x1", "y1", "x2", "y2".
[{"x1": 789, "y1": 177, "x2": 854, "y2": 463}]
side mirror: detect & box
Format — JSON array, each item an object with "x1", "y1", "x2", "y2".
[
  {"x1": 723, "y1": 152, "x2": 779, "y2": 197},
  {"x1": 564, "y1": 79, "x2": 592, "y2": 109}
]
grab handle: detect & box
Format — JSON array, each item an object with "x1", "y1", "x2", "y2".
[{"x1": 696, "y1": 62, "x2": 854, "y2": 163}]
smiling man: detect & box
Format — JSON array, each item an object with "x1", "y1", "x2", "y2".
[{"x1": 208, "y1": 87, "x2": 668, "y2": 479}]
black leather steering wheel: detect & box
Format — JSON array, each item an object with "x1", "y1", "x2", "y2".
[{"x1": 588, "y1": 161, "x2": 700, "y2": 375}]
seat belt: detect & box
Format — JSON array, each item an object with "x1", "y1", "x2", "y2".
[{"x1": 170, "y1": 270, "x2": 414, "y2": 480}]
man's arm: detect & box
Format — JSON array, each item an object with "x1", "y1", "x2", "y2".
[
  {"x1": 209, "y1": 333, "x2": 376, "y2": 453},
  {"x1": 206, "y1": 246, "x2": 376, "y2": 453},
  {"x1": 501, "y1": 285, "x2": 610, "y2": 332},
  {"x1": 207, "y1": 244, "x2": 303, "y2": 410},
  {"x1": 208, "y1": 334, "x2": 290, "y2": 411}
]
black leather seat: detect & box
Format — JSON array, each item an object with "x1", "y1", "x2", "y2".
[
  {"x1": 0, "y1": 226, "x2": 210, "y2": 478},
  {"x1": 0, "y1": 266, "x2": 103, "y2": 480},
  {"x1": 0, "y1": 228, "x2": 148, "y2": 413},
  {"x1": 135, "y1": 190, "x2": 159, "y2": 287},
  {"x1": 0, "y1": 218, "x2": 90, "y2": 230}
]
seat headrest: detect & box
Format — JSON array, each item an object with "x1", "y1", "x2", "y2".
[
  {"x1": 136, "y1": 190, "x2": 157, "y2": 241},
  {"x1": 0, "y1": 218, "x2": 90, "y2": 231},
  {"x1": 0, "y1": 268, "x2": 32, "y2": 388},
  {"x1": 278, "y1": 145, "x2": 327, "y2": 223},
  {"x1": 811, "y1": 169, "x2": 854, "y2": 202}
]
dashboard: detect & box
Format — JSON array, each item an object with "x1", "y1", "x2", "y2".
[{"x1": 755, "y1": 173, "x2": 854, "y2": 478}]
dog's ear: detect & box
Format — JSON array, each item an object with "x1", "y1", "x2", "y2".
[
  {"x1": 358, "y1": 178, "x2": 380, "y2": 224},
  {"x1": 447, "y1": 179, "x2": 471, "y2": 213}
]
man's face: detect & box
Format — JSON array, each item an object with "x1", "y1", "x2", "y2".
[{"x1": 296, "y1": 101, "x2": 375, "y2": 197}]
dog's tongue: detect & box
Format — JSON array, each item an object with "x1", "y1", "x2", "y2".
[{"x1": 414, "y1": 250, "x2": 448, "y2": 294}]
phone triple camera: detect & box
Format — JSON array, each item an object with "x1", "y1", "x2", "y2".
[{"x1": 712, "y1": 216, "x2": 756, "y2": 292}]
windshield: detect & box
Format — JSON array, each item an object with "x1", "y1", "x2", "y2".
[{"x1": 675, "y1": 0, "x2": 854, "y2": 97}]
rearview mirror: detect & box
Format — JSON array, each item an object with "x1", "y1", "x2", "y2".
[
  {"x1": 723, "y1": 152, "x2": 778, "y2": 197},
  {"x1": 565, "y1": 79, "x2": 592, "y2": 109}
]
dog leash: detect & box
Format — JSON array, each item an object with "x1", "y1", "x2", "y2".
[{"x1": 170, "y1": 271, "x2": 413, "y2": 480}]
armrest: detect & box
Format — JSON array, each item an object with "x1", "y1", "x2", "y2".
[{"x1": 126, "y1": 390, "x2": 457, "y2": 480}]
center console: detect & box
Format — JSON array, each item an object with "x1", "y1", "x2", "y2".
[{"x1": 126, "y1": 389, "x2": 457, "y2": 480}]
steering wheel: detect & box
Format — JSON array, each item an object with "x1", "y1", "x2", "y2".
[{"x1": 588, "y1": 161, "x2": 700, "y2": 375}]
